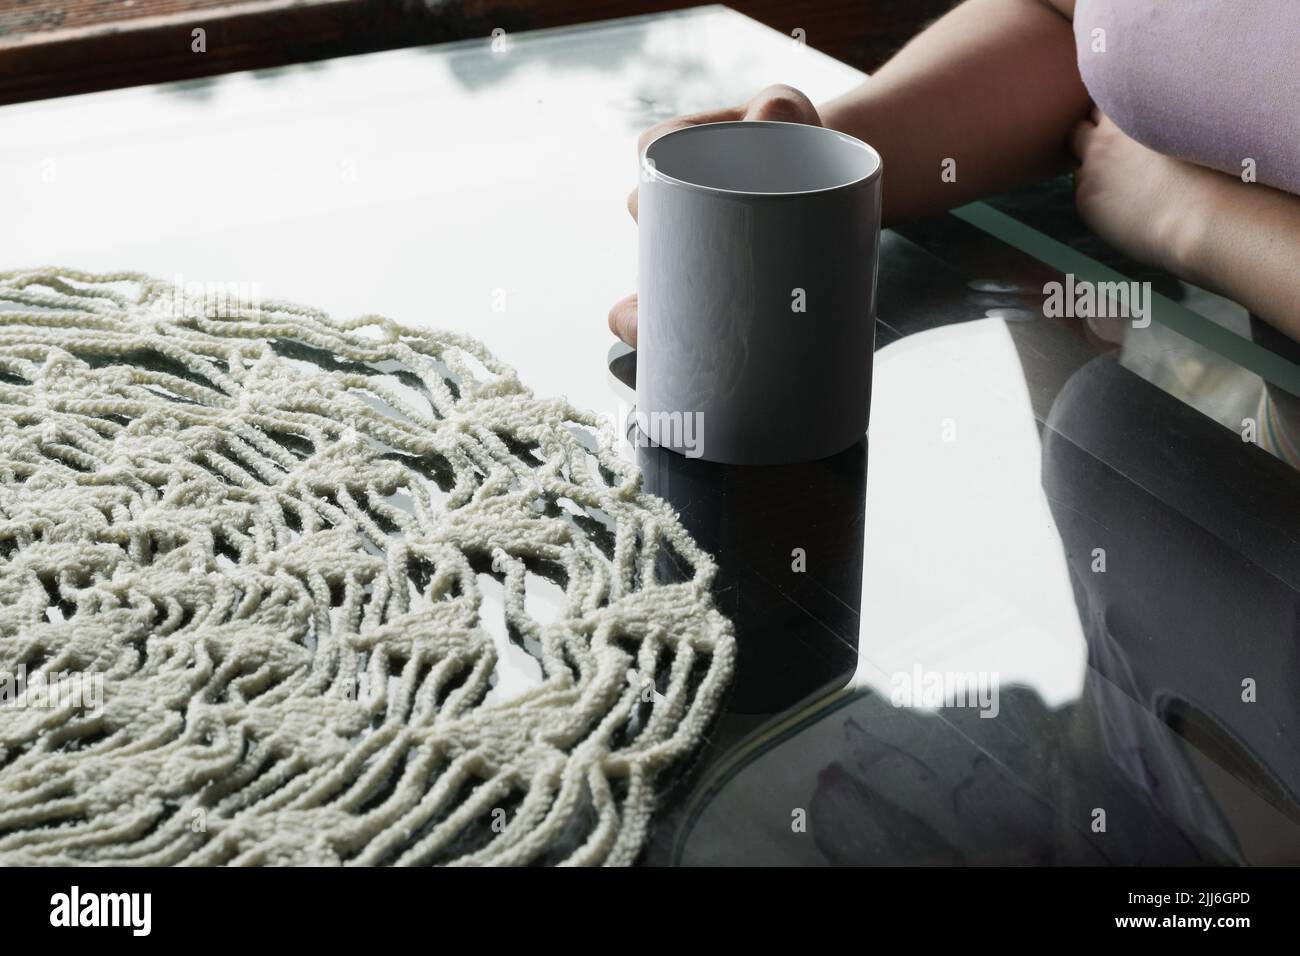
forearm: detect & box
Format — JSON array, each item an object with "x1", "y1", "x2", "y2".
[
  {"x1": 819, "y1": 0, "x2": 1090, "y2": 227},
  {"x1": 1175, "y1": 173, "x2": 1300, "y2": 343}
]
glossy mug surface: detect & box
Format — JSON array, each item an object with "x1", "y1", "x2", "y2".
[{"x1": 637, "y1": 120, "x2": 882, "y2": 465}]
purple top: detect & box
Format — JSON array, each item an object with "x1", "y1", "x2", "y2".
[{"x1": 1074, "y1": 0, "x2": 1300, "y2": 196}]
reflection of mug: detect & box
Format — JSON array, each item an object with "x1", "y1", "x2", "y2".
[
  {"x1": 637, "y1": 437, "x2": 866, "y2": 715},
  {"x1": 637, "y1": 120, "x2": 882, "y2": 465}
]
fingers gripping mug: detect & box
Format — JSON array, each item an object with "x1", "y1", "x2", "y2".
[{"x1": 637, "y1": 120, "x2": 883, "y2": 465}]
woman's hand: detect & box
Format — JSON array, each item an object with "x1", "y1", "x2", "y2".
[
  {"x1": 1070, "y1": 108, "x2": 1216, "y2": 275},
  {"x1": 607, "y1": 85, "x2": 822, "y2": 347},
  {"x1": 1072, "y1": 107, "x2": 1300, "y2": 345}
]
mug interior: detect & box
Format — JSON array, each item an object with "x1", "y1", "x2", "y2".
[{"x1": 643, "y1": 121, "x2": 880, "y2": 195}]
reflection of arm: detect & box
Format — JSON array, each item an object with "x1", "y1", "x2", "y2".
[
  {"x1": 819, "y1": 0, "x2": 1088, "y2": 228},
  {"x1": 1174, "y1": 172, "x2": 1300, "y2": 345}
]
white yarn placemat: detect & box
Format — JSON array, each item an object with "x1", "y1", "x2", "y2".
[{"x1": 0, "y1": 268, "x2": 734, "y2": 866}]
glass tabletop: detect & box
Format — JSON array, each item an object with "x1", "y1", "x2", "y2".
[
  {"x1": 3, "y1": 4, "x2": 1300, "y2": 865},
  {"x1": 633, "y1": 183, "x2": 1300, "y2": 865}
]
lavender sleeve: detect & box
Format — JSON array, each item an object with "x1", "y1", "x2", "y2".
[{"x1": 1074, "y1": 0, "x2": 1300, "y2": 196}]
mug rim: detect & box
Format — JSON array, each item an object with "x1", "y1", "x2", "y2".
[{"x1": 640, "y1": 119, "x2": 883, "y2": 198}]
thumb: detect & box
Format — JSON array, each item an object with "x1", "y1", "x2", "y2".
[{"x1": 742, "y1": 84, "x2": 823, "y2": 126}]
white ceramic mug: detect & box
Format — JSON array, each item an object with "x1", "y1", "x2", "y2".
[{"x1": 637, "y1": 120, "x2": 882, "y2": 465}]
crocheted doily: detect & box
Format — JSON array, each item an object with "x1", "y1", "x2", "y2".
[{"x1": 0, "y1": 268, "x2": 734, "y2": 866}]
